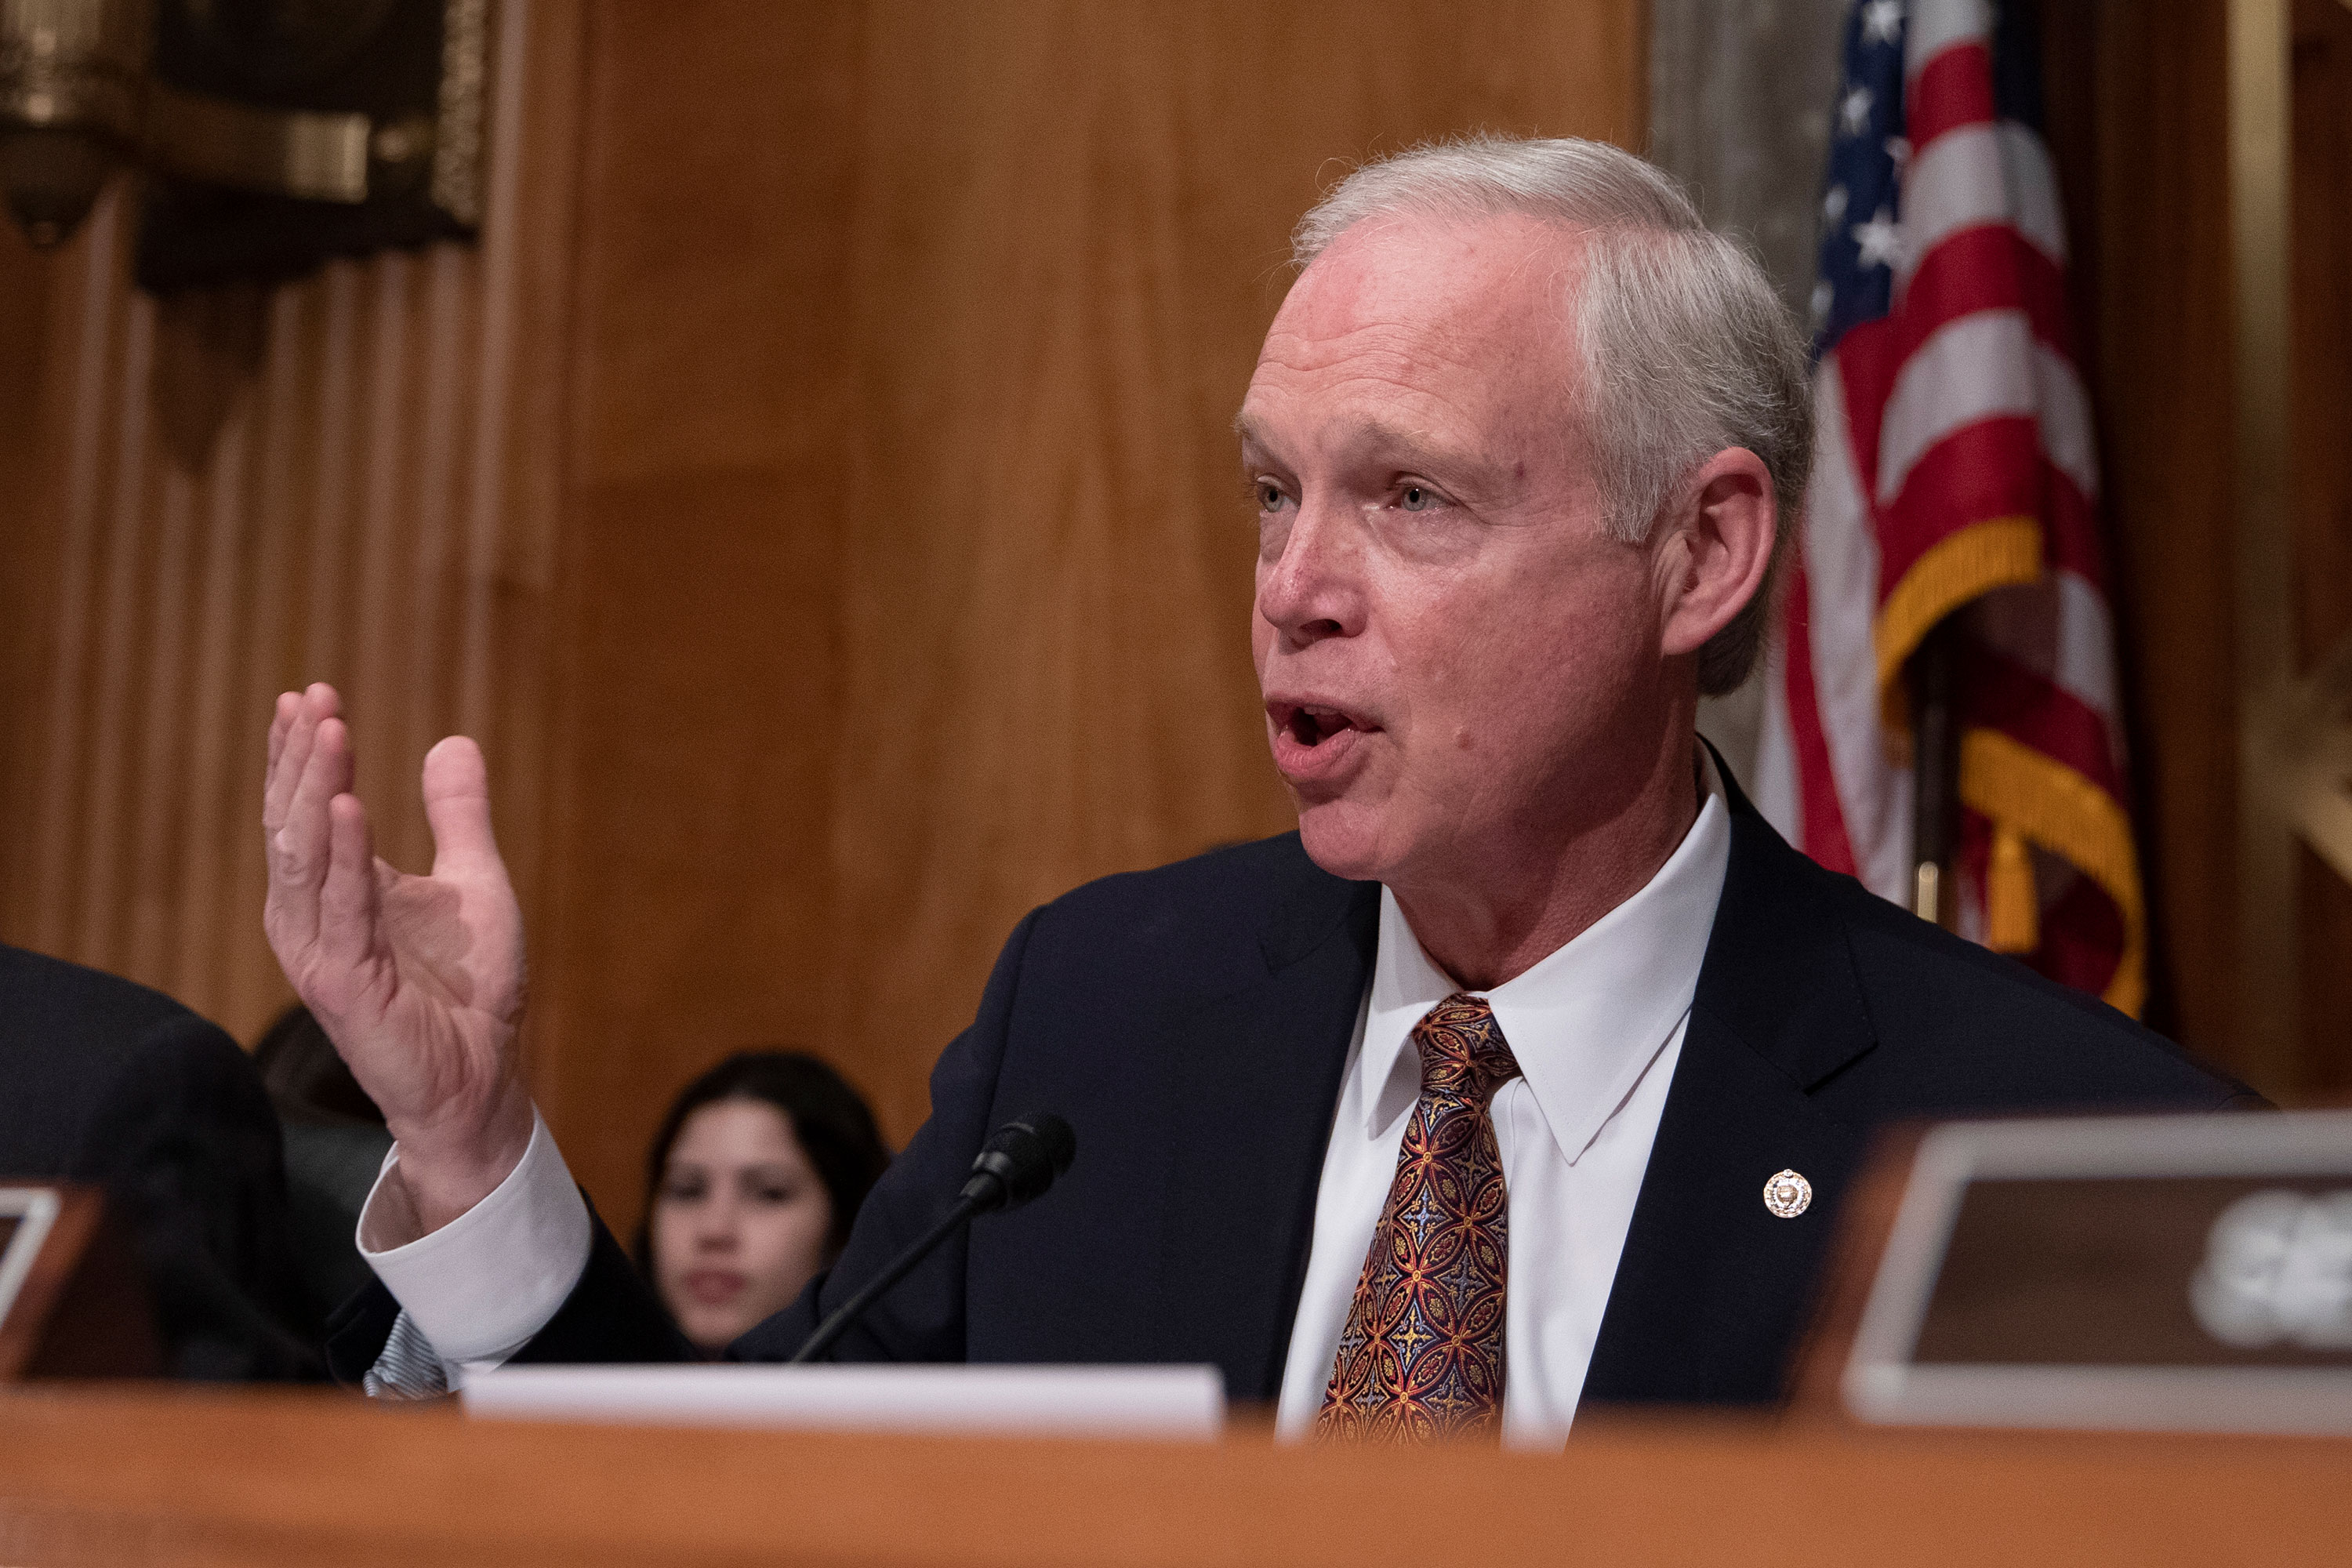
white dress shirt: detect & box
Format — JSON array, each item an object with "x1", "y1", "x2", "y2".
[
  {"x1": 358, "y1": 760, "x2": 1730, "y2": 1429},
  {"x1": 1273, "y1": 760, "x2": 1729, "y2": 1444}
]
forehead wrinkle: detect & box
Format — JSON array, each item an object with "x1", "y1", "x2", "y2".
[
  {"x1": 1240, "y1": 369, "x2": 1498, "y2": 473},
  {"x1": 1242, "y1": 218, "x2": 1592, "y2": 487},
  {"x1": 1249, "y1": 322, "x2": 1500, "y2": 425},
  {"x1": 1326, "y1": 412, "x2": 1492, "y2": 478},
  {"x1": 1257, "y1": 309, "x2": 1573, "y2": 452},
  {"x1": 1289, "y1": 211, "x2": 1586, "y2": 351},
  {"x1": 1254, "y1": 330, "x2": 1492, "y2": 416}
]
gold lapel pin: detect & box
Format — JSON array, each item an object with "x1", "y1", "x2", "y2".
[{"x1": 1763, "y1": 1169, "x2": 1812, "y2": 1218}]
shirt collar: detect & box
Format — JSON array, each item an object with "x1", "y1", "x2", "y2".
[{"x1": 1358, "y1": 748, "x2": 1733, "y2": 1164}]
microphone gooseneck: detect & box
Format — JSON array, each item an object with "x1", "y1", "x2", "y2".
[{"x1": 786, "y1": 1112, "x2": 1076, "y2": 1365}]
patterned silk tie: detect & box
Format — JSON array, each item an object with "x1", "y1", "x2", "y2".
[{"x1": 1317, "y1": 993, "x2": 1522, "y2": 1441}]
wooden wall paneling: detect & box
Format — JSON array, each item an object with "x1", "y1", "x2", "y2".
[
  {"x1": 828, "y1": 0, "x2": 1302, "y2": 1150},
  {"x1": 0, "y1": 218, "x2": 64, "y2": 946},
  {"x1": 524, "y1": 0, "x2": 866, "y2": 1226},
  {"x1": 825, "y1": 0, "x2": 1646, "y2": 1146},
  {"x1": 2091, "y1": 0, "x2": 2243, "y2": 1075},
  {"x1": 528, "y1": 0, "x2": 1644, "y2": 1232},
  {"x1": 2080, "y1": 0, "x2": 2350, "y2": 1098},
  {"x1": 2290, "y1": 0, "x2": 2352, "y2": 1098},
  {"x1": 5, "y1": 0, "x2": 1646, "y2": 1232},
  {"x1": 459, "y1": 0, "x2": 590, "y2": 1091},
  {"x1": 7, "y1": 209, "x2": 82, "y2": 963},
  {"x1": 201, "y1": 281, "x2": 314, "y2": 1032},
  {"x1": 0, "y1": 0, "x2": 586, "y2": 1056}
]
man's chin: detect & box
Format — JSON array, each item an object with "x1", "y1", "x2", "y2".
[{"x1": 1293, "y1": 800, "x2": 1395, "y2": 884}]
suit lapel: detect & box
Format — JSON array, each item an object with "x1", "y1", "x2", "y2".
[
  {"x1": 1152, "y1": 848, "x2": 1377, "y2": 1403},
  {"x1": 1581, "y1": 775, "x2": 1882, "y2": 1408},
  {"x1": 1158, "y1": 781, "x2": 1883, "y2": 1408}
]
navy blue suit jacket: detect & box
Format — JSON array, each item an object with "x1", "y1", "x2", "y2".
[
  {"x1": 329, "y1": 774, "x2": 2254, "y2": 1405},
  {"x1": 0, "y1": 945, "x2": 320, "y2": 1380}
]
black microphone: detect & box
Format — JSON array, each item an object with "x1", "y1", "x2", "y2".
[{"x1": 787, "y1": 1112, "x2": 1076, "y2": 1364}]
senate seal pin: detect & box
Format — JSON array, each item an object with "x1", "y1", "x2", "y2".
[{"x1": 1763, "y1": 1168, "x2": 1812, "y2": 1219}]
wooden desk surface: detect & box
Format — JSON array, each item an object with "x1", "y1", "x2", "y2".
[{"x1": 0, "y1": 1385, "x2": 2343, "y2": 1566}]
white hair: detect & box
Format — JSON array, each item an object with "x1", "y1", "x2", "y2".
[{"x1": 1291, "y1": 135, "x2": 1812, "y2": 695}]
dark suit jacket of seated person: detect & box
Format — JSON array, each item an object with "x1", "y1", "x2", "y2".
[
  {"x1": 288, "y1": 136, "x2": 2256, "y2": 1426},
  {"x1": 0, "y1": 946, "x2": 321, "y2": 1380}
]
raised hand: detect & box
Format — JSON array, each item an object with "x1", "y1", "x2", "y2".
[{"x1": 263, "y1": 684, "x2": 535, "y2": 1233}]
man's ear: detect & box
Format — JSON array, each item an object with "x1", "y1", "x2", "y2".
[{"x1": 1655, "y1": 447, "x2": 1776, "y2": 660}]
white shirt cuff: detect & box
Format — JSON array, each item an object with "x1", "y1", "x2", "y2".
[{"x1": 355, "y1": 1109, "x2": 593, "y2": 1365}]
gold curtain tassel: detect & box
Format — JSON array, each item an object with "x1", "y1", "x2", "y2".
[{"x1": 1986, "y1": 825, "x2": 2040, "y2": 953}]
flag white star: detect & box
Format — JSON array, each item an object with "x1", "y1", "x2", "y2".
[
  {"x1": 1810, "y1": 279, "x2": 1834, "y2": 327},
  {"x1": 1861, "y1": 0, "x2": 1905, "y2": 45},
  {"x1": 1885, "y1": 135, "x2": 1912, "y2": 172},
  {"x1": 1852, "y1": 206, "x2": 1904, "y2": 269},
  {"x1": 1840, "y1": 85, "x2": 1875, "y2": 136},
  {"x1": 1824, "y1": 184, "x2": 1849, "y2": 225}
]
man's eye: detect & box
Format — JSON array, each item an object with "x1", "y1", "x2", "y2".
[
  {"x1": 1399, "y1": 483, "x2": 1441, "y2": 512},
  {"x1": 1257, "y1": 481, "x2": 1290, "y2": 512}
]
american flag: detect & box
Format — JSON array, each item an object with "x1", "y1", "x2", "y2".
[{"x1": 1754, "y1": 0, "x2": 2146, "y2": 1014}]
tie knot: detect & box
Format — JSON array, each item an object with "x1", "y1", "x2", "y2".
[{"x1": 1409, "y1": 993, "x2": 1521, "y2": 1106}]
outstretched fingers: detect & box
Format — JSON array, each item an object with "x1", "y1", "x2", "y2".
[
  {"x1": 266, "y1": 706, "x2": 358, "y2": 953},
  {"x1": 264, "y1": 684, "x2": 340, "y2": 834},
  {"x1": 318, "y1": 791, "x2": 387, "y2": 993},
  {"x1": 263, "y1": 694, "x2": 312, "y2": 837},
  {"x1": 266, "y1": 691, "x2": 297, "y2": 791}
]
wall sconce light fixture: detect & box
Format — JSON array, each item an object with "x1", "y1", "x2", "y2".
[{"x1": 1, "y1": 0, "x2": 484, "y2": 288}]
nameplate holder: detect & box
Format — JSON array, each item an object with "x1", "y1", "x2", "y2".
[
  {"x1": 1799, "y1": 1110, "x2": 2352, "y2": 1436},
  {"x1": 0, "y1": 1183, "x2": 162, "y2": 1380},
  {"x1": 463, "y1": 1363, "x2": 1228, "y2": 1441}
]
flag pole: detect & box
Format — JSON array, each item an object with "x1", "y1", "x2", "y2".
[{"x1": 1910, "y1": 619, "x2": 1960, "y2": 928}]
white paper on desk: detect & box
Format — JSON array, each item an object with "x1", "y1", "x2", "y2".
[{"x1": 461, "y1": 1363, "x2": 1225, "y2": 1440}]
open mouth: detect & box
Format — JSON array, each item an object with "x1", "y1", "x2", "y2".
[{"x1": 1270, "y1": 701, "x2": 1374, "y2": 749}]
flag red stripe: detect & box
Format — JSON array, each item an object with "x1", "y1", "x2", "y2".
[
  {"x1": 1907, "y1": 40, "x2": 1996, "y2": 151},
  {"x1": 2042, "y1": 466, "x2": 2110, "y2": 589},
  {"x1": 1830, "y1": 316, "x2": 1902, "y2": 501},
  {"x1": 1900, "y1": 227, "x2": 2076, "y2": 361},
  {"x1": 1961, "y1": 647, "x2": 2129, "y2": 800},
  {"x1": 2016, "y1": 867, "x2": 2129, "y2": 996},
  {"x1": 1877, "y1": 416, "x2": 2049, "y2": 583}
]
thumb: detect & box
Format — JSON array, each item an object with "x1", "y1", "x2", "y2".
[{"x1": 421, "y1": 735, "x2": 504, "y2": 877}]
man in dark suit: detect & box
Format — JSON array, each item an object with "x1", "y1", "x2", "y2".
[
  {"x1": 263, "y1": 136, "x2": 2248, "y2": 1433},
  {"x1": 0, "y1": 945, "x2": 320, "y2": 1380}
]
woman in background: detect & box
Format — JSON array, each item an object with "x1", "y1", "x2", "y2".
[{"x1": 634, "y1": 1051, "x2": 891, "y2": 1356}]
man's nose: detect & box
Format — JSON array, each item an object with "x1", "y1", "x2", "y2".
[{"x1": 1258, "y1": 499, "x2": 1367, "y2": 647}]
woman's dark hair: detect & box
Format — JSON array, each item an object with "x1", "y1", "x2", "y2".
[{"x1": 632, "y1": 1050, "x2": 891, "y2": 1271}]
